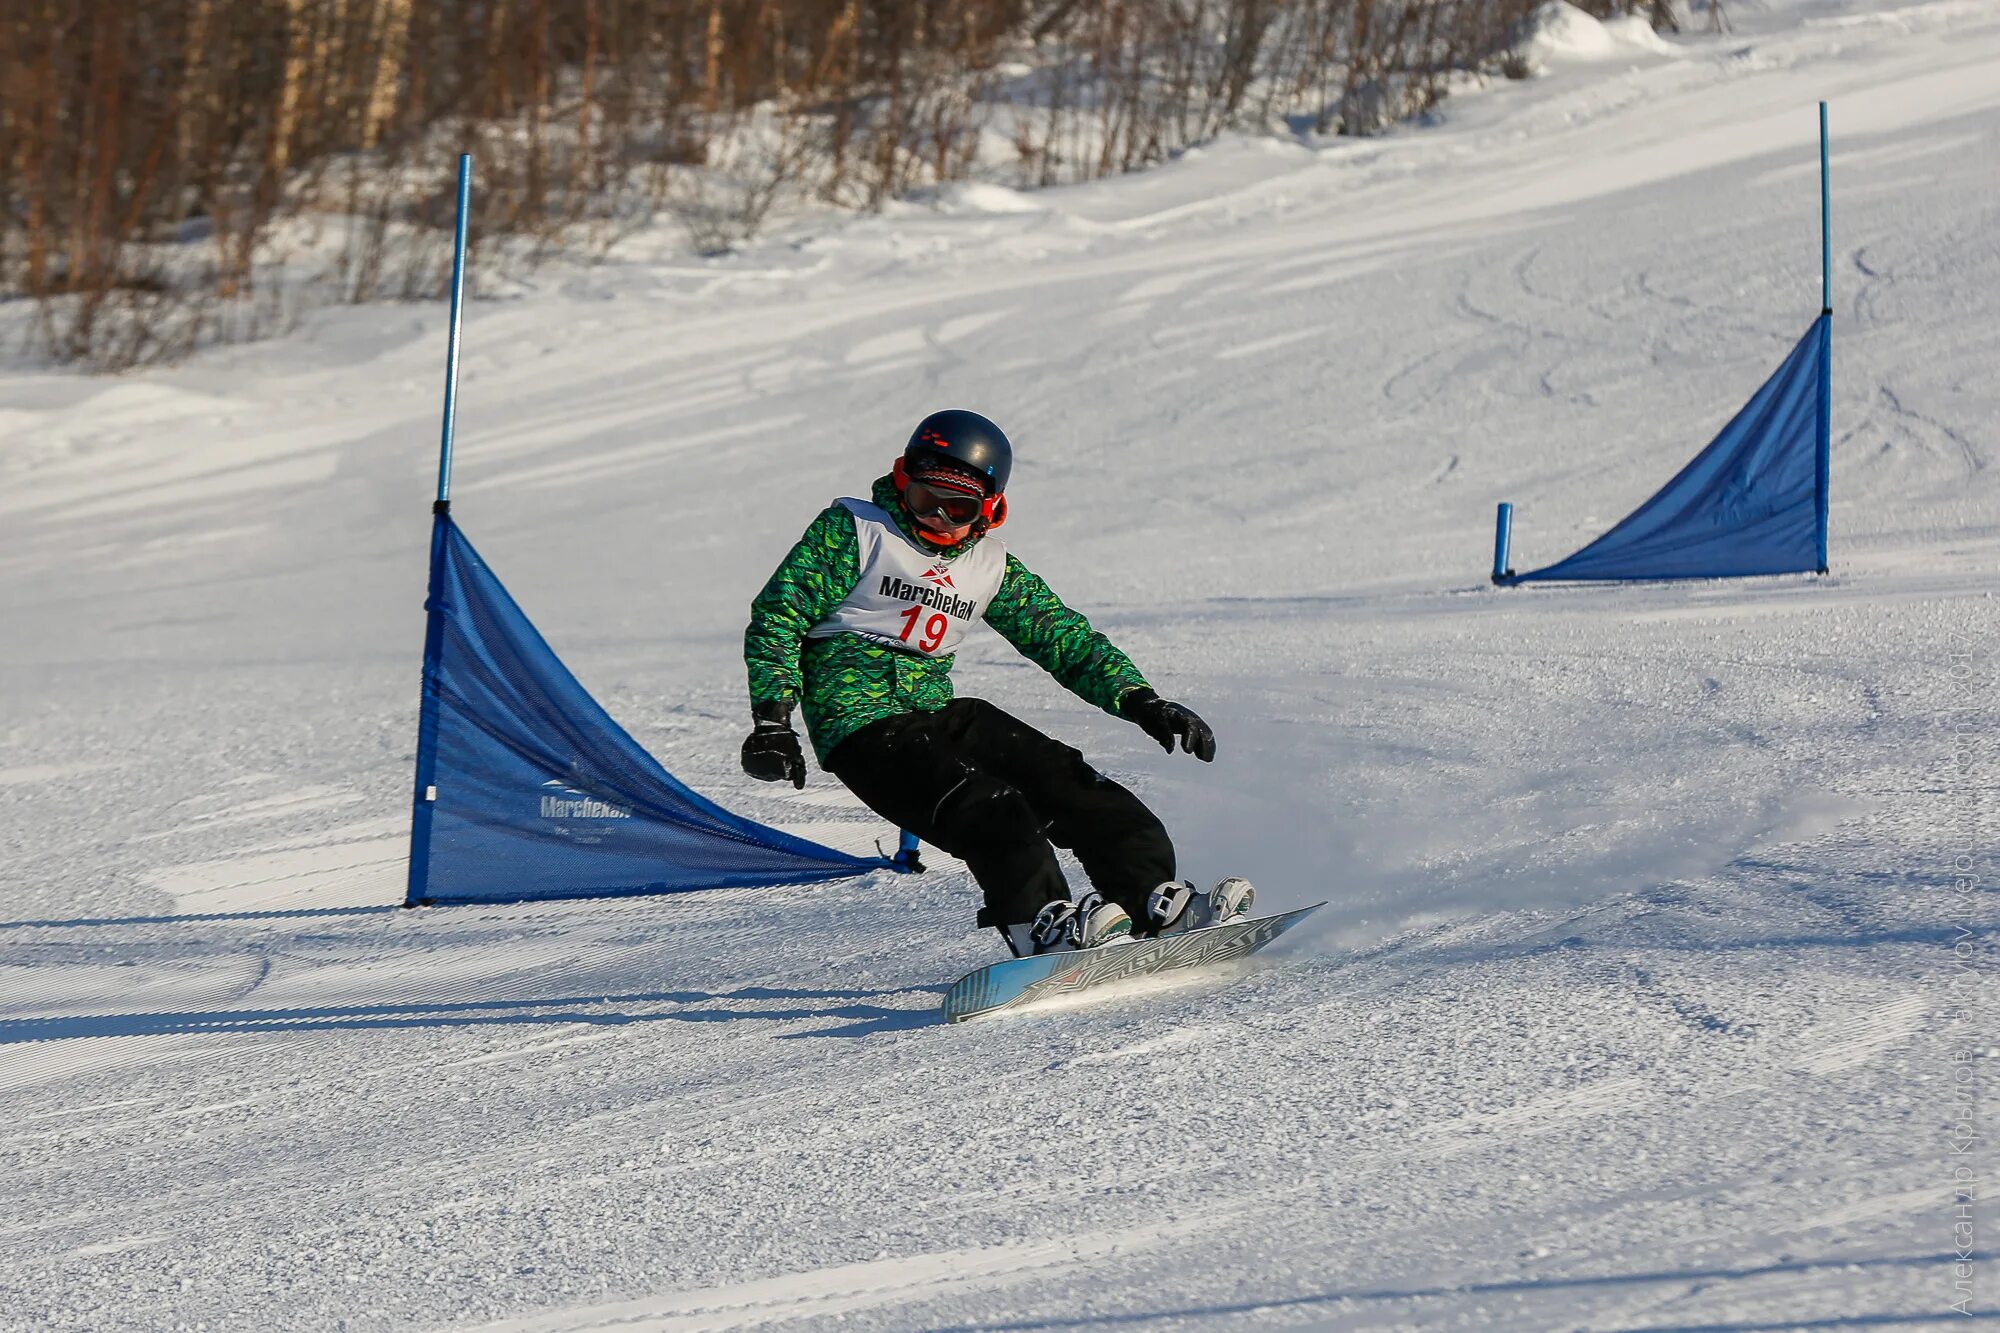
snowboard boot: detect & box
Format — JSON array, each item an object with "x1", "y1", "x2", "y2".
[
  {"x1": 1143, "y1": 877, "x2": 1256, "y2": 937},
  {"x1": 1002, "y1": 891, "x2": 1134, "y2": 958}
]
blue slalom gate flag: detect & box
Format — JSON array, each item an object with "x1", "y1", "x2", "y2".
[
  {"x1": 406, "y1": 515, "x2": 887, "y2": 906},
  {"x1": 1506, "y1": 315, "x2": 1830, "y2": 583}
]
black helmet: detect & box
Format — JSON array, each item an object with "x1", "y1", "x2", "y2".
[{"x1": 903, "y1": 409, "x2": 1012, "y2": 495}]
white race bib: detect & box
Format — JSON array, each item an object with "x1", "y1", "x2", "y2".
[{"x1": 806, "y1": 499, "x2": 1007, "y2": 656}]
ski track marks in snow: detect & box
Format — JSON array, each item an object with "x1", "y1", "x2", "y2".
[{"x1": 460, "y1": 1216, "x2": 1225, "y2": 1333}]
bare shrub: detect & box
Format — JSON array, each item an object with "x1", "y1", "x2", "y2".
[{"x1": 1, "y1": 0, "x2": 1684, "y2": 371}]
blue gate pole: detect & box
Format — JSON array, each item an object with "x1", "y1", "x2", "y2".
[
  {"x1": 1816, "y1": 104, "x2": 1832, "y2": 573},
  {"x1": 407, "y1": 153, "x2": 475, "y2": 906},
  {"x1": 1819, "y1": 102, "x2": 1832, "y2": 317},
  {"x1": 1491, "y1": 502, "x2": 1515, "y2": 584}
]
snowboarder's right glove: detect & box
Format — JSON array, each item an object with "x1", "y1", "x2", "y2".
[
  {"x1": 1120, "y1": 689, "x2": 1216, "y2": 762},
  {"x1": 741, "y1": 699, "x2": 807, "y2": 789}
]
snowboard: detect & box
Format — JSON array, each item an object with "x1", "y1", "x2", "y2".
[{"x1": 941, "y1": 902, "x2": 1325, "y2": 1024}]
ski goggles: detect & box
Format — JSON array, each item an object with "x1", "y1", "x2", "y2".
[{"x1": 904, "y1": 479, "x2": 988, "y2": 526}]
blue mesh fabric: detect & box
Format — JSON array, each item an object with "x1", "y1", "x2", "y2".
[
  {"x1": 1511, "y1": 316, "x2": 1830, "y2": 583},
  {"x1": 407, "y1": 517, "x2": 885, "y2": 905}
]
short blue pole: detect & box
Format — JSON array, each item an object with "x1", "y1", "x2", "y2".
[
  {"x1": 1819, "y1": 103, "x2": 1831, "y2": 315},
  {"x1": 435, "y1": 154, "x2": 473, "y2": 507},
  {"x1": 1491, "y1": 502, "x2": 1514, "y2": 583}
]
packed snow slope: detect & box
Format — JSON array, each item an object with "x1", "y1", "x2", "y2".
[{"x1": 3, "y1": 2, "x2": 1997, "y2": 1329}]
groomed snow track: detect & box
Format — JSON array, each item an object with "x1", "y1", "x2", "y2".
[{"x1": 2, "y1": 2, "x2": 1996, "y2": 1328}]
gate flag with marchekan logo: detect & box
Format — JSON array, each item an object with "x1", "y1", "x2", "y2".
[{"x1": 405, "y1": 513, "x2": 888, "y2": 906}]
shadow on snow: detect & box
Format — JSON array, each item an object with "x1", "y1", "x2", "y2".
[
  {"x1": 0, "y1": 984, "x2": 940, "y2": 1044},
  {"x1": 0, "y1": 904, "x2": 399, "y2": 931},
  {"x1": 923, "y1": 1254, "x2": 1970, "y2": 1331}
]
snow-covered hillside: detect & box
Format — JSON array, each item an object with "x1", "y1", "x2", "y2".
[{"x1": 2, "y1": 2, "x2": 1995, "y2": 1328}]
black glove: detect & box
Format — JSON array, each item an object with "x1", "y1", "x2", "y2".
[
  {"x1": 1120, "y1": 688, "x2": 1216, "y2": 762},
  {"x1": 741, "y1": 699, "x2": 807, "y2": 789}
]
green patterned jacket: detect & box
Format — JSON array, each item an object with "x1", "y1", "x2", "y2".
[{"x1": 745, "y1": 476, "x2": 1151, "y2": 764}]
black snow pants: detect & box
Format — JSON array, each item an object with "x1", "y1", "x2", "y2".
[{"x1": 824, "y1": 697, "x2": 1176, "y2": 929}]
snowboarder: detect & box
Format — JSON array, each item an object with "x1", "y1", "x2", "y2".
[{"x1": 741, "y1": 409, "x2": 1252, "y2": 958}]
